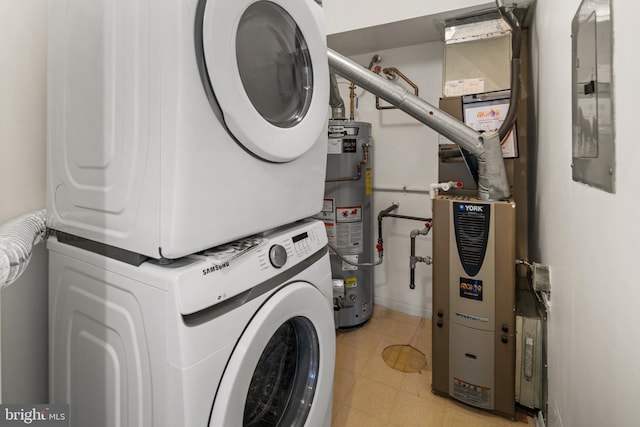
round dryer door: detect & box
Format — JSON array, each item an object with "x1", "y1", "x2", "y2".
[
  {"x1": 209, "y1": 282, "x2": 335, "y2": 426},
  {"x1": 201, "y1": 0, "x2": 329, "y2": 162}
]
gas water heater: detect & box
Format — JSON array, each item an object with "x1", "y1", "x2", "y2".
[
  {"x1": 318, "y1": 120, "x2": 373, "y2": 328},
  {"x1": 432, "y1": 195, "x2": 516, "y2": 418}
]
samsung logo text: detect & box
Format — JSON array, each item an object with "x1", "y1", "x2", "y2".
[{"x1": 202, "y1": 263, "x2": 229, "y2": 275}]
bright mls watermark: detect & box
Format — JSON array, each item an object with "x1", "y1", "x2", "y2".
[{"x1": 0, "y1": 405, "x2": 68, "y2": 426}]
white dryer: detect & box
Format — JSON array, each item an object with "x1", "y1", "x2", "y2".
[
  {"x1": 47, "y1": 0, "x2": 330, "y2": 260},
  {"x1": 49, "y1": 219, "x2": 335, "y2": 426}
]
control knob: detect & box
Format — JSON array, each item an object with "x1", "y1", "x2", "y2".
[{"x1": 269, "y1": 244, "x2": 287, "y2": 268}]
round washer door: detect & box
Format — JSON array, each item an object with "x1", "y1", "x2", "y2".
[
  {"x1": 209, "y1": 282, "x2": 335, "y2": 426},
  {"x1": 202, "y1": 0, "x2": 329, "y2": 162}
]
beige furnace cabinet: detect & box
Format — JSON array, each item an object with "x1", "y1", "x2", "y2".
[{"x1": 432, "y1": 195, "x2": 516, "y2": 419}]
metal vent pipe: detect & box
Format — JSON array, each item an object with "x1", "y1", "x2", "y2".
[
  {"x1": 496, "y1": 0, "x2": 526, "y2": 142},
  {"x1": 327, "y1": 48, "x2": 511, "y2": 201},
  {"x1": 329, "y1": 71, "x2": 346, "y2": 120}
]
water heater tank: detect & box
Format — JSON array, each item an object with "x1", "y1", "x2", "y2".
[{"x1": 317, "y1": 120, "x2": 373, "y2": 328}]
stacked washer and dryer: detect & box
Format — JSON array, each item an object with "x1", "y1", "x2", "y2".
[{"x1": 46, "y1": 0, "x2": 335, "y2": 426}]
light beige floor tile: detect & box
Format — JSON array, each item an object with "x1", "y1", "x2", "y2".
[
  {"x1": 372, "y1": 305, "x2": 392, "y2": 319},
  {"x1": 388, "y1": 310, "x2": 423, "y2": 327},
  {"x1": 348, "y1": 376, "x2": 399, "y2": 422},
  {"x1": 332, "y1": 367, "x2": 357, "y2": 402},
  {"x1": 332, "y1": 405, "x2": 396, "y2": 427},
  {"x1": 383, "y1": 318, "x2": 422, "y2": 343},
  {"x1": 442, "y1": 399, "x2": 524, "y2": 427},
  {"x1": 360, "y1": 349, "x2": 407, "y2": 388},
  {"x1": 337, "y1": 327, "x2": 383, "y2": 353},
  {"x1": 335, "y1": 342, "x2": 372, "y2": 375},
  {"x1": 410, "y1": 319, "x2": 433, "y2": 355},
  {"x1": 399, "y1": 370, "x2": 431, "y2": 398},
  {"x1": 358, "y1": 315, "x2": 389, "y2": 336},
  {"x1": 331, "y1": 401, "x2": 345, "y2": 422},
  {"x1": 388, "y1": 389, "x2": 447, "y2": 427}
]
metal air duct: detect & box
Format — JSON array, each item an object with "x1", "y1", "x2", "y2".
[{"x1": 327, "y1": 48, "x2": 510, "y2": 201}]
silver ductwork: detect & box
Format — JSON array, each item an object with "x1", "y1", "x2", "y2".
[
  {"x1": 496, "y1": 1, "x2": 527, "y2": 142},
  {"x1": 329, "y1": 72, "x2": 346, "y2": 120},
  {"x1": 0, "y1": 209, "x2": 47, "y2": 288},
  {"x1": 327, "y1": 48, "x2": 511, "y2": 201}
]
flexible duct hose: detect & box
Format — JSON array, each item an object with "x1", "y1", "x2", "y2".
[
  {"x1": 496, "y1": 3, "x2": 524, "y2": 142},
  {"x1": 0, "y1": 209, "x2": 47, "y2": 288}
]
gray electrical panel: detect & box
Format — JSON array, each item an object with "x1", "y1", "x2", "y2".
[{"x1": 571, "y1": 0, "x2": 614, "y2": 192}]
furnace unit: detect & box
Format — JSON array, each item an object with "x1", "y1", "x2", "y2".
[{"x1": 432, "y1": 195, "x2": 516, "y2": 419}]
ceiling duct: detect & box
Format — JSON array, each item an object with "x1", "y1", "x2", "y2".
[{"x1": 327, "y1": 1, "x2": 532, "y2": 201}]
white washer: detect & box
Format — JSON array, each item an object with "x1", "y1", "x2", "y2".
[
  {"x1": 48, "y1": 219, "x2": 335, "y2": 426},
  {"x1": 47, "y1": 0, "x2": 329, "y2": 260}
]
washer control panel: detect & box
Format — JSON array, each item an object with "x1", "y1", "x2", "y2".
[
  {"x1": 176, "y1": 219, "x2": 328, "y2": 315},
  {"x1": 257, "y1": 221, "x2": 325, "y2": 271},
  {"x1": 292, "y1": 229, "x2": 315, "y2": 254}
]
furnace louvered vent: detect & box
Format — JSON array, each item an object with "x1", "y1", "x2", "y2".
[{"x1": 453, "y1": 202, "x2": 491, "y2": 277}]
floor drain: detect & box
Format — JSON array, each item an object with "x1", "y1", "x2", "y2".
[{"x1": 382, "y1": 345, "x2": 427, "y2": 373}]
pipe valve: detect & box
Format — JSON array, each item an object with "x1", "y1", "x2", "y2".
[{"x1": 430, "y1": 181, "x2": 463, "y2": 199}]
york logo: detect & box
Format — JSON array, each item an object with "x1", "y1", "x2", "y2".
[
  {"x1": 202, "y1": 263, "x2": 229, "y2": 275},
  {"x1": 459, "y1": 204, "x2": 484, "y2": 213}
]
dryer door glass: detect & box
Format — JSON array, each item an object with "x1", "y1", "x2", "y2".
[
  {"x1": 201, "y1": 0, "x2": 329, "y2": 162},
  {"x1": 236, "y1": 2, "x2": 313, "y2": 128},
  {"x1": 243, "y1": 316, "x2": 319, "y2": 426}
]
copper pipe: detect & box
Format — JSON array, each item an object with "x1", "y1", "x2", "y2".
[
  {"x1": 367, "y1": 55, "x2": 381, "y2": 71},
  {"x1": 325, "y1": 143, "x2": 369, "y2": 183},
  {"x1": 349, "y1": 82, "x2": 356, "y2": 121},
  {"x1": 376, "y1": 67, "x2": 419, "y2": 110},
  {"x1": 347, "y1": 55, "x2": 381, "y2": 120}
]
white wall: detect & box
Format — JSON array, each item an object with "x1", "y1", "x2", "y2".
[
  {"x1": 0, "y1": 1, "x2": 49, "y2": 403},
  {"x1": 324, "y1": 0, "x2": 493, "y2": 35},
  {"x1": 335, "y1": 42, "x2": 444, "y2": 318},
  {"x1": 530, "y1": 1, "x2": 640, "y2": 426}
]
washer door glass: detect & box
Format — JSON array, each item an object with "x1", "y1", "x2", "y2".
[
  {"x1": 201, "y1": 0, "x2": 329, "y2": 162},
  {"x1": 236, "y1": 2, "x2": 312, "y2": 129},
  {"x1": 209, "y1": 282, "x2": 335, "y2": 427},
  {"x1": 244, "y1": 317, "x2": 318, "y2": 426}
]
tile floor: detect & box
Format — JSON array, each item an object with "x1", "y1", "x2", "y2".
[{"x1": 331, "y1": 306, "x2": 535, "y2": 427}]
